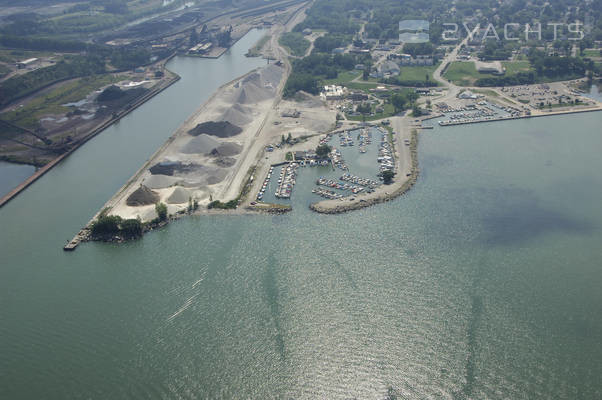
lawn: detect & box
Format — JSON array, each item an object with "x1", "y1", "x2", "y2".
[
  {"x1": 398, "y1": 62, "x2": 440, "y2": 82},
  {"x1": 443, "y1": 61, "x2": 532, "y2": 86},
  {"x1": 246, "y1": 34, "x2": 271, "y2": 57},
  {"x1": 346, "y1": 103, "x2": 396, "y2": 121},
  {"x1": 321, "y1": 70, "x2": 361, "y2": 85},
  {"x1": 279, "y1": 32, "x2": 310, "y2": 57},
  {"x1": 582, "y1": 49, "x2": 601, "y2": 58}
]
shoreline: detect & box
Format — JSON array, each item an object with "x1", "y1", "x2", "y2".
[
  {"x1": 0, "y1": 68, "x2": 181, "y2": 209},
  {"x1": 436, "y1": 105, "x2": 602, "y2": 127}
]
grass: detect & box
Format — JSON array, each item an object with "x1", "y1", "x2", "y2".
[
  {"x1": 398, "y1": 62, "x2": 440, "y2": 82},
  {"x1": 321, "y1": 70, "x2": 361, "y2": 85},
  {"x1": 1, "y1": 74, "x2": 125, "y2": 129},
  {"x1": 246, "y1": 34, "x2": 271, "y2": 57},
  {"x1": 343, "y1": 81, "x2": 379, "y2": 92},
  {"x1": 472, "y1": 88, "x2": 499, "y2": 97},
  {"x1": 0, "y1": 49, "x2": 57, "y2": 64},
  {"x1": 582, "y1": 49, "x2": 601, "y2": 58},
  {"x1": 279, "y1": 32, "x2": 310, "y2": 57},
  {"x1": 443, "y1": 61, "x2": 533, "y2": 86},
  {"x1": 346, "y1": 103, "x2": 396, "y2": 121},
  {"x1": 0, "y1": 63, "x2": 10, "y2": 78}
]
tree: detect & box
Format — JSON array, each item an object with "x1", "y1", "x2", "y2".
[
  {"x1": 155, "y1": 202, "x2": 168, "y2": 221},
  {"x1": 381, "y1": 170, "x2": 395, "y2": 184},
  {"x1": 316, "y1": 144, "x2": 331, "y2": 159},
  {"x1": 90, "y1": 215, "x2": 122, "y2": 236},
  {"x1": 412, "y1": 104, "x2": 423, "y2": 117},
  {"x1": 391, "y1": 93, "x2": 407, "y2": 113},
  {"x1": 120, "y1": 218, "x2": 143, "y2": 237}
]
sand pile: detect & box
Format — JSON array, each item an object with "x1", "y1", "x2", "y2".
[
  {"x1": 209, "y1": 142, "x2": 242, "y2": 157},
  {"x1": 180, "y1": 134, "x2": 219, "y2": 154},
  {"x1": 220, "y1": 103, "x2": 252, "y2": 126},
  {"x1": 188, "y1": 121, "x2": 242, "y2": 137},
  {"x1": 126, "y1": 185, "x2": 159, "y2": 206},
  {"x1": 143, "y1": 174, "x2": 180, "y2": 189},
  {"x1": 167, "y1": 186, "x2": 191, "y2": 204}
]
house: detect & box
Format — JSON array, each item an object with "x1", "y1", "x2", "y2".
[
  {"x1": 302, "y1": 28, "x2": 312, "y2": 35},
  {"x1": 320, "y1": 85, "x2": 345, "y2": 100},
  {"x1": 378, "y1": 60, "x2": 400, "y2": 77},
  {"x1": 332, "y1": 47, "x2": 346, "y2": 55}
]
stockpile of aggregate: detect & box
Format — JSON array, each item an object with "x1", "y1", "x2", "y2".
[
  {"x1": 212, "y1": 156, "x2": 237, "y2": 167},
  {"x1": 188, "y1": 121, "x2": 242, "y2": 137},
  {"x1": 143, "y1": 174, "x2": 181, "y2": 189},
  {"x1": 166, "y1": 187, "x2": 191, "y2": 204},
  {"x1": 180, "y1": 134, "x2": 220, "y2": 154},
  {"x1": 126, "y1": 185, "x2": 159, "y2": 206},
  {"x1": 220, "y1": 103, "x2": 252, "y2": 126},
  {"x1": 209, "y1": 142, "x2": 243, "y2": 157}
]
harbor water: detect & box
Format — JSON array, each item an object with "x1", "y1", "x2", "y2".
[{"x1": 1, "y1": 29, "x2": 602, "y2": 398}]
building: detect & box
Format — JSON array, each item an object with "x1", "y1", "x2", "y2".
[
  {"x1": 320, "y1": 85, "x2": 344, "y2": 100},
  {"x1": 458, "y1": 90, "x2": 478, "y2": 99},
  {"x1": 475, "y1": 61, "x2": 505, "y2": 75},
  {"x1": 378, "y1": 60, "x2": 400, "y2": 77},
  {"x1": 302, "y1": 28, "x2": 312, "y2": 35},
  {"x1": 188, "y1": 42, "x2": 212, "y2": 55},
  {"x1": 16, "y1": 58, "x2": 38, "y2": 69},
  {"x1": 332, "y1": 47, "x2": 346, "y2": 55}
]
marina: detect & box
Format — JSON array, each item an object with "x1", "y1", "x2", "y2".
[{"x1": 254, "y1": 126, "x2": 386, "y2": 206}]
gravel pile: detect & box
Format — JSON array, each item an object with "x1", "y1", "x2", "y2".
[
  {"x1": 188, "y1": 121, "x2": 242, "y2": 137},
  {"x1": 220, "y1": 103, "x2": 252, "y2": 126},
  {"x1": 209, "y1": 142, "x2": 242, "y2": 157},
  {"x1": 143, "y1": 174, "x2": 180, "y2": 189},
  {"x1": 166, "y1": 186, "x2": 191, "y2": 204},
  {"x1": 126, "y1": 185, "x2": 159, "y2": 206},
  {"x1": 180, "y1": 134, "x2": 220, "y2": 154}
]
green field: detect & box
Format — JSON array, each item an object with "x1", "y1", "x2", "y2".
[
  {"x1": 583, "y1": 49, "x2": 602, "y2": 58},
  {"x1": 0, "y1": 63, "x2": 11, "y2": 78},
  {"x1": 279, "y1": 32, "x2": 310, "y2": 57},
  {"x1": 0, "y1": 49, "x2": 56, "y2": 64},
  {"x1": 321, "y1": 70, "x2": 361, "y2": 85},
  {"x1": 398, "y1": 63, "x2": 440, "y2": 82},
  {"x1": 443, "y1": 61, "x2": 532, "y2": 86},
  {"x1": 2, "y1": 74, "x2": 125, "y2": 130}
]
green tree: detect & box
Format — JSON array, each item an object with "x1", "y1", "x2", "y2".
[
  {"x1": 90, "y1": 215, "x2": 122, "y2": 236},
  {"x1": 120, "y1": 218, "x2": 143, "y2": 237},
  {"x1": 381, "y1": 170, "x2": 395, "y2": 184},
  {"x1": 155, "y1": 202, "x2": 168, "y2": 221},
  {"x1": 316, "y1": 144, "x2": 331, "y2": 159},
  {"x1": 391, "y1": 93, "x2": 407, "y2": 113}
]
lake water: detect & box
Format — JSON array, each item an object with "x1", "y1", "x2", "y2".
[{"x1": 1, "y1": 31, "x2": 601, "y2": 398}]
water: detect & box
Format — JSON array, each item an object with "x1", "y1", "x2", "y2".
[
  {"x1": 1, "y1": 38, "x2": 602, "y2": 398},
  {"x1": 0, "y1": 161, "x2": 36, "y2": 198}
]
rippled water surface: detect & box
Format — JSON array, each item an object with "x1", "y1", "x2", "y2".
[{"x1": 1, "y1": 37, "x2": 601, "y2": 398}]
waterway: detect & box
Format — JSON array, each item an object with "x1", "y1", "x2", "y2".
[
  {"x1": 0, "y1": 161, "x2": 36, "y2": 198},
  {"x1": 1, "y1": 32, "x2": 602, "y2": 398}
]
